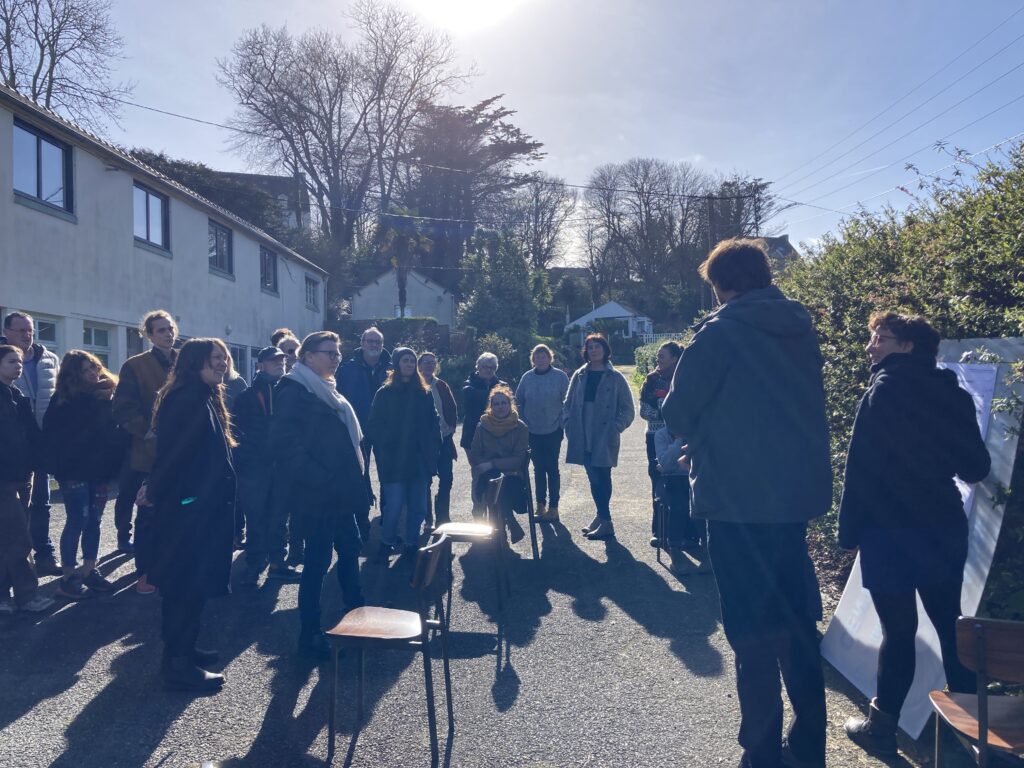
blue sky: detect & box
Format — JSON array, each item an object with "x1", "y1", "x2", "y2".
[{"x1": 104, "y1": 0, "x2": 1024, "y2": 255}]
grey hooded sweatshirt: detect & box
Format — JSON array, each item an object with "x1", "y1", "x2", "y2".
[{"x1": 661, "y1": 285, "x2": 831, "y2": 524}]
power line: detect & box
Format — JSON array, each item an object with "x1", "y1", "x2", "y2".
[
  {"x1": 774, "y1": 5, "x2": 1024, "y2": 185},
  {"x1": 784, "y1": 59, "x2": 1024, "y2": 198}
]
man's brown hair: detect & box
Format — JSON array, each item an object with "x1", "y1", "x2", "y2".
[
  {"x1": 298, "y1": 331, "x2": 341, "y2": 361},
  {"x1": 869, "y1": 311, "x2": 941, "y2": 361},
  {"x1": 140, "y1": 310, "x2": 176, "y2": 337},
  {"x1": 698, "y1": 238, "x2": 772, "y2": 294}
]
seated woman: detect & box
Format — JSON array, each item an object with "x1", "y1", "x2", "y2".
[{"x1": 468, "y1": 386, "x2": 529, "y2": 544}]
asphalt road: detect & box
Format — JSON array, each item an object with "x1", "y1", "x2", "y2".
[{"x1": 0, "y1": 400, "x2": 949, "y2": 767}]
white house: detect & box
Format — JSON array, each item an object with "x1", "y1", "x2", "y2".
[
  {"x1": 568, "y1": 301, "x2": 653, "y2": 338},
  {"x1": 349, "y1": 268, "x2": 456, "y2": 326},
  {"x1": 0, "y1": 85, "x2": 327, "y2": 379}
]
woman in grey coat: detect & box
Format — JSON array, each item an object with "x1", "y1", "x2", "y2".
[{"x1": 563, "y1": 334, "x2": 635, "y2": 539}]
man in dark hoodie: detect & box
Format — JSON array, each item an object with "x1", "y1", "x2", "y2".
[
  {"x1": 234, "y1": 347, "x2": 299, "y2": 585},
  {"x1": 839, "y1": 312, "x2": 989, "y2": 757},
  {"x1": 336, "y1": 327, "x2": 392, "y2": 485},
  {"x1": 662, "y1": 238, "x2": 831, "y2": 768}
]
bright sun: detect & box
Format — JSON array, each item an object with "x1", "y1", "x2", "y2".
[{"x1": 404, "y1": 0, "x2": 532, "y2": 35}]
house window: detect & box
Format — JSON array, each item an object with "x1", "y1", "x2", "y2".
[
  {"x1": 133, "y1": 183, "x2": 169, "y2": 248},
  {"x1": 13, "y1": 120, "x2": 73, "y2": 212},
  {"x1": 394, "y1": 305, "x2": 413, "y2": 318},
  {"x1": 208, "y1": 220, "x2": 233, "y2": 274},
  {"x1": 249, "y1": 346, "x2": 261, "y2": 381},
  {"x1": 82, "y1": 323, "x2": 111, "y2": 367},
  {"x1": 305, "y1": 276, "x2": 320, "y2": 310},
  {"x1": 228, "y1": 345, "x2": 247, "y2": 381},
  {"x1": 260, "y1": 247, "x2": 278, "y2": 293}
]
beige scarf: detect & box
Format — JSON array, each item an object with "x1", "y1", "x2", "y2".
[{"x1": 286, "y1": 361, "x2": 364, "y2": 472}]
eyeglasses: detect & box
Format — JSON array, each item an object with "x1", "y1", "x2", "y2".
[
  {"x1": 313, "y1": 349, "x2": 341, "y2": 361},
  {"x1": 869, "y1": 333, "x2": 899, "y2": 344}
]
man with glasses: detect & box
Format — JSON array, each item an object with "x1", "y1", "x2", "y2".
[{"x1": 2, "y1": 311, "x2": 61, "y2": 576}]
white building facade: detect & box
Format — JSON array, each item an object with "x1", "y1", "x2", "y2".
[
  {"x1": 349, "y1": 268, "x2": 456, "y2": 326},
  {"x1": 0, "y1": 85, "x2": 326, "y2": 379}
]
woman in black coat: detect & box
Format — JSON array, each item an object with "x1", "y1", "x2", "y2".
[
  {"x1": 368, "y1": 347, "x2": 441, "y2": 560},
  {"x1": 270, "y1": 331, "x2": 369, "y2": 660},
  {"x1": 141, "y1": 338, "x2": 236, "y2": 693},
  {"x1": 43, "y1": 350, "x2": 128, "y2": 600},
  {"x1": 839, "y1": 312, "x2": 991, "y2": 756}
]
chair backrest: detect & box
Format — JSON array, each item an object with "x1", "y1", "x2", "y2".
[
  {"x1": 484, "y1": 474, "x2": 504, "y2": 513},
  {"x1": 410, "y1": 533, "x2": 449, "y2": 594},
  {"x1": 956, "y1": 616, "x2": 1024, "y2": 684}
]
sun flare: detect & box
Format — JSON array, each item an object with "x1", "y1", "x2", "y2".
[{"x1": 405, "y1": 0, "x2": 532, "y2": 35}]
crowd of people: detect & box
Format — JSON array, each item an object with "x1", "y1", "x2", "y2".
[{"x1": 0, "y1": 237, "x2": 992, "y2": 767}]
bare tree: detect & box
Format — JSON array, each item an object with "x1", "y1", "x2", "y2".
[
  {"x1": 500, "y1": 173, "x2": 578, "y2": 271},
  {"x1": 0, "y1": 0, "x2": 132, "y2": 130}
]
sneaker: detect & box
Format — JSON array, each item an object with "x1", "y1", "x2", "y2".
[
  {"x1": 34, "y1": 554, "x2": 62, "y2": 577},
  {"x1": 537, "y1": 505, "x2": 559, "y2": 522},
  {"x1": 267, "y1": 564, "x2": 301, "y2": 582},
  {"x1": 57, "y1": 575, "x2": 91, "y2": 600},
  {"x1": 0, "y1": 600, "x2": 14, "y2": 614},
  {"x1": 584, "y1": 520, "x2": 615, "y2": 540},
  {"x1": 83, "y1": 570, "x2": 115, "y2": 593},
  {"x1": 20, "y1": 595, "x2": 55, "y2": 612}
]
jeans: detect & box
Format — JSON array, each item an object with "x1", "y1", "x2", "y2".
[
  {"x1": 380, "y1": 480, "x2": 429, "y2": 547},
  {"x1": 58, "y1": 481, "x2": 110, "y2": 566},
  {"x1": 529, "y1": 429, "x2": 563, "y2": 507},
  {"x1": 869, "y1": 582, "x2": 973, "y2": 715},
  {"x1": 114, "y1": 464, "x2": 147, "y2": 545},
  {"x1": 430, "y1": 436, "x2": 455, "y2": 524},
  {"x1": 707, "y1": 520, "x2": 826, "y2": 768},
  {"x1": 161, "y1": 591, "x2": 206, "y2": 659},
  {"x1": 239, "y1": 469, "x2": 287, "y2": 568},
  {"x1": 299, "y1": 507, "x2": 364, "y2": 634},
  {"x1": 28, "y1": 469, "x2": 54, "y2": 558},
  {"x1": 583, "y1": 452, "x2": 613, "y2": 521}
]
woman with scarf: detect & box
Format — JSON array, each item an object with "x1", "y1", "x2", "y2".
[
  {"x1": 468, "y1": 386, "x2": 530, "y2": 544},
  {"x1": 368, "y1": 347, "x2": 441, "y2": 561},
  {"x1": 42, "y1": 351, "x2": 128, "y2": 599},
  {"x1": 140, "y1": 339, "x2": 237, "y2": 692},
  {"x1": 271, "y1": 331, "x2": 368, "y2": 660}
]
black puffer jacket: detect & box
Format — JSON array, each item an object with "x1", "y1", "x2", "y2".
[
  {"x1": 42, "y1": 394, "x2": 128, "y2": 482},
  {"x1": 0, "y1": 382, "x2": 39, "y2": 483},
  {"x1": 368, "y1": 380, "x2": 441, "y2": 483},
  {"x1": 837, "y1": 353, "x2": 991, "y2": 548}
]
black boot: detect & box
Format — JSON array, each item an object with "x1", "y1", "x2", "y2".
[
  {"x1": 844, "y1": 698, "x2": 898, "y2": 756},
  {"x1": 434, "y1": 493, "x2": 451, "y2": 526},
  {"x1": 163, "y1": 656, "x2": 225, "y2": 692}
]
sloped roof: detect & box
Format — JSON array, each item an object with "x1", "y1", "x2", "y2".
[
  {"x1": 352, "y1": 267, "x2": 453, "y2": 298},
  {"x1": 568, "y1": 300, "x2": 652, "y2": 327},
  {"x1": 0, "y1": 84, "x2": 326, "y2": 276}
]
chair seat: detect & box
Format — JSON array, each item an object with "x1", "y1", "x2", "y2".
[
  {"x1": 326, "y1": 606, "x2": 422, "y2": 642},
  {"x1": 433, "y1": 521, "x2": 494, "y2": 539},
  {"x1": 929, "y1": 691, "x2": 1024, "y2": 752}
]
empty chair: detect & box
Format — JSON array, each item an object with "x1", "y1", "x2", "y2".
[
  {"x1": 325, "y1": 534, "x2": 454, "y2": 766},
  {"x1": 929, "y1": 616, "x2": 1024, "y2": 767}
]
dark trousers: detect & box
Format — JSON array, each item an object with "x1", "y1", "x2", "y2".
[
  {"x1": 28, "y1": 468, "x2": 54, "y2": 558},
  {"x1": 707, "y1": 520, "x2": 826, "y2": 768},
  {"x1": 1, "y1": 483, "x2": 38, "y2": 605},
  {"x1": 114, "y1": 464, "x2": 147, "y2": 545},
  {"x1": 583, "y1": 452, "x2": 613, "y2": 520},
  {"x1": 529, "y1": 429, "x2": 563, "y2": 507},
  {"x1": 645, "y1": 432, "x2": 659, "y2": 501},
  {"x1": 430, "y1": 435, "x2": 455, "y2": 524},
  {"x1": 474, "y1": 469, "x2": 527, "y2": 521},
  {"x1": 161, "y1": 591, "x2": 206, "y2": 659},
  {"x1": 870, "y1": 582, "x2": 973, "y2": 715},
  {"x1": 240, "y1": 469, "x2": 287, "y2": 568},
  {"x1": 298, "y1": 508, "x2": 364, "y2": 635}
]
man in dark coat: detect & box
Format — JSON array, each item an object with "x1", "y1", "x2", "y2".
[
  {"x1": 838, "y1": 312, "x2": 990, "y2": 756},
  {"x1": 234, "y1": 347, "x2": 297, "y2": 585},
  {"x1": 459, "y1": 352, "x2": 507, "y2": 457},
  {"x1": 662, "y1": 238, "x2": 831, "y2": 768}
]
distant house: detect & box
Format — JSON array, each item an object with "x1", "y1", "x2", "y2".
[
  {"x1": 568, "y1": 301, "x2": 653, "y2": 338},
  {"x1": 349, "y1": 268, "x2": 456, "y2": 326},
  {"x1": 760, "y1": 235, "x2": 800, "y2": 269},
  {"x1": 209, "y1": 170, "x2": 311, "y2": 231}
]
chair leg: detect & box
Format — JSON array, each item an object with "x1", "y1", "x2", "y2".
[
  {"x1": 934, "y1": 716, "x2": 941, "y2": 768},
  {"x1": 493, "y1": 537, "x2": 506, "y2": 615},
  {"x1": 356, "y1": 646, "x2": 365, "y2": 724},
  {"x1": 528, "y1": 505, "x2": 539, "y2": 560},
  {"x1": 328, "y1": 646, "x2": 339, "y2": 755},
  {"x1": 446, "y1": 554, "x2": 455, "y2": 632},
  {"x1": 423, "y1": 641, "x2": 440, "y2": 767},
  {"x1": 436, "y1": 600, "x2": 455, "y2": 729}
]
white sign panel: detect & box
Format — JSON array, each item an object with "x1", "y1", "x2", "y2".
[{"x1": 821, "y1": 351, "x2": 1017, "y2": 739}]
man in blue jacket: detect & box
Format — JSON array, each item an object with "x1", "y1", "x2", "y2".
[{"x1": 662, "y1": 238, "x2": 831, "y2": 768}]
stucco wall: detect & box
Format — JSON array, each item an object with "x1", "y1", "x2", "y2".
[
  {"x1": 0, "y1": 105, "x2": 325, "y2": 376},
  {"x1": 350, "y1": 270, "x2": 454, "y2": 326}
]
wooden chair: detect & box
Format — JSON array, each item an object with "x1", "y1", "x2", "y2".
[
  {"x1": 325, "y1": 534, "x2": 454, "y2": 767},
  {"x1": 432, "y1": 474, "x2": 510, "y2": 629},
  {"x1": 521, "y1": 449, "x2": 540, "y2": 560},
  {"x1": 929, "y1": 616, "x2": 1024, "y2": 767}
]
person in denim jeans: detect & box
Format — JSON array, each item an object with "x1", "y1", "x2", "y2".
[{"x1": 42, "y1": 350, "x2": 128, "y2": 599}]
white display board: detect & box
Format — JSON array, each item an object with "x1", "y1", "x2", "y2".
[{"x1": 821, "y1": 338, "x2": 1024, "y2": 739}]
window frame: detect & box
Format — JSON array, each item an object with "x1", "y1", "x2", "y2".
[
  {"x1": 260, "y1": 246, "x2": 279, "y2": 294},
  {"x1": 208, "y1": 219, "x2": 234, "y2": 276},
  {"x1": 305, "y1": 275, "x2": 320, "y2": 311},
  {"x1": 12, "y1": 118, "x2": 74, "y2": 213},
  {"x1": 133, "y1": 182, "x2": 170, "y2": 250}
]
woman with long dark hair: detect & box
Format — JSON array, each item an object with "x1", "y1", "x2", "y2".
[
  {"x1": 368, "y1": 347, "x2": 441, "y2": 560},
  {"x1": 563, "y1": 334, "x2": 635, "y2": 540},
  {"x1": 140, "y1": 339, "x2": 236, "y2": 692},
  {"x1": 42, "y1": 351, "x2": 128, "y2": 599},
  {"x1": 418, "y1": 352, "x2": 458, "y2": 526}
]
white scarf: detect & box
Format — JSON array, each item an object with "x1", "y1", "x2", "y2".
[{"x1": 286, "y1": 361, "x2": 364, "y2": 472}]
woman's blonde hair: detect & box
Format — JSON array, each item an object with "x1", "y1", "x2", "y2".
[{"x1": 484, "y1": 384, "x2": 518, "y2": 419}]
